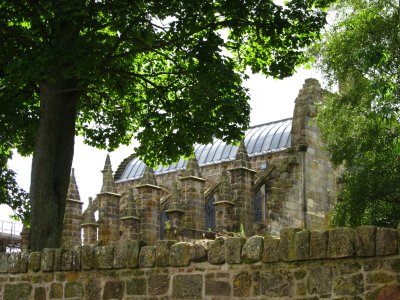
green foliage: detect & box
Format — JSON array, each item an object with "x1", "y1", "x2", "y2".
[
  {"x1": 239, "y1": 223, "x2": 246, "y2": 238},
  {"x1": 165, "y1": 220, "x2": 171, "y2": 231},
  {"x1": 316, "y1": 0, "x2": 400, "y2": 228},
  {"x1": 0, "y1": 154, "x2": 30, "y2": 224},
  {"x1": 0, "y1": 0, "x2": 333, "y2": 220},
  {"x1": 1, "y1": 0, "x2": 333, "y2": 163}
]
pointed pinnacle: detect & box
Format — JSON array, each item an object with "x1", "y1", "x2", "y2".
[
  {"x1": 100, "y1": 154, "x2": 117, "y2": 193},
  {"x1": 102, "y1": 154, "x2": 112, "y2": 172},
  {"x1": 185, "y1": 155, "x2": 201, "y2": 177},
  {"x1": 234, "y1": 140, "x2": 251, "y2": 168},
  {"x1": 142, "y1": 165, "x2": 157, "y2": 185},
  {"x1": 83, "y1": 197, "x2": 96, "y2": 223},
  {"x1": 67, "y1": 168, "x2": 81, "y2": 201}
]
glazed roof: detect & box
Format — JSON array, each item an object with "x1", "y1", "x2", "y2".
[{"x1": 117, "y1": 118, "x2": 292, "y2": 182}]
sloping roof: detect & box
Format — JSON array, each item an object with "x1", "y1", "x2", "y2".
[{"x1": 116, "y1": 118, "x2": 292, "y2": 182}]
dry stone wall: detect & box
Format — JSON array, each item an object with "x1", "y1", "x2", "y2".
[{"x1": 2, "y1": 226, "x2": 399, "y2": 300}]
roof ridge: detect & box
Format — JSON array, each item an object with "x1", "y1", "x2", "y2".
[{"x1": 248, "y1": 117, "x2": 292, "y2": 130}]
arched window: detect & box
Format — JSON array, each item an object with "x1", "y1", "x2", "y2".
[
  {"x1": 254, "y1": 184, "x2": 267, "y2": 223},
  {"x1": 160, "y1": 201, "x2": 170, "y2": 240},
  {"x1": 205, "y1": 195, "x2": 216, "y2": 231}
]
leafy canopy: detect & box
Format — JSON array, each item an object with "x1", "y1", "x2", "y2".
[
  {"x1": 0, "y1": 1, "x2": 333, "y2": 222},
  {"x1": 315, "y1": 0, "x2": 400, "y2": 227},
  {"x1": 1, "y1": 0, "x2": 332, "y2": 164}
]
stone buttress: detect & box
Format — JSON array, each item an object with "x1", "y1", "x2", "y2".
[
  {"x1": 120, "y1": 189, "x2": 140, "y2": 240},
  {"x1": 165, "y1": 181, "x2": 184, "y2": 240},
  {"x1": 97, "y1": 154, "x2": 122, "y2": 245},
  {"x1": 136, "y1": 166, "x2": 161, "y2": 244},
  {"x1": 229, "y1": 141, "x2": 256, "y2": 234},
  {"x1": 214, "y1": 168, "x2": 235, "y2": 231},
  {"x1": 180, "y1": 156, "x2": 206, "y2": 231}
]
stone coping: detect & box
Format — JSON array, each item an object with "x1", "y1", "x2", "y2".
[
  {"x1": 2, "y1": 226, "x2": 398, "y2": 274},
  {"x1": 213, "y1": 200, "x2": 235, "y2": 206},
  {"x1": 228, "y1": 166, "x2": 257, "y2": 173},
  {"x1": 96, "y1": 192, "x2": 122, "y2": 197},
  {"x1": 135, "y1": 184, "x2": 162, "y2": 190},
  {"x1": 65, "y1": 199, "x2": 83, "y2": 204},
  {"x1": 179, "y1": 175, "x2": 207, "y2": 182}
]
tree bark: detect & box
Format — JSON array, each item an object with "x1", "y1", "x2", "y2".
[{"x1": 29, "y1": 79, "x2": 80, "y2": 251}]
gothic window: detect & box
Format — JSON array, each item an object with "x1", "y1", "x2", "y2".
[
  {"x1": 160, "y1": 202, "x2": 170, "y2": 240},
  {"x1": 205, "y1": 195, "x2": 216, "y2": 231},
  {"x1": 254, "y1": 184, "x2": 267, "y2": 223}
]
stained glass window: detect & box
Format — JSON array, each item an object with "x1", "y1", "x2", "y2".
[
  {"x1": 205, "y1": 195, "x2": 216, "y2": 231},
  {"x1": 160, "y1": 202, "x2": 170, "y2": 240},
  {"x1": 254, "y1": 184, "x2": 266, "y2": 223}
]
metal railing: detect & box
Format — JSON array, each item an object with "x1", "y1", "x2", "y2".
[{"x1": 0, "y1": 220, "x2": 23, "y2": 252}]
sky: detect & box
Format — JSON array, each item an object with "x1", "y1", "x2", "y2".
[{"x1": 0, "y1": 67, "x2": 323, "y2": 224}]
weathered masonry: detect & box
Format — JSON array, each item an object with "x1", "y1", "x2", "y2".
[
  {"x1": 1, "y1": 226, "x2": 400, "y2": 299},
  {"x1": 53, "y1": 78, "x2": 338, "y2": 249}
]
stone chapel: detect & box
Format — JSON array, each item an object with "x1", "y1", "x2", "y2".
[{"x1": 60, "y1": 78, "x2": 338, "y2": 248}]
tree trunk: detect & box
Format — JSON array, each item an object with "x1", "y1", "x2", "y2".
[{"x1": 29, "y1": 79, "x2": 80, "y2": 251}]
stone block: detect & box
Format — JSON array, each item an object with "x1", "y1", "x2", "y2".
[
  {"x1": 328, "y1": 227, "x2": 355, "y2": 258},
  {"x1": 114, "y1": 240, "x2": 129, "y2": 268},
  {"x1": 29, "y1": 252, "x2": 41, "y2": 272},
  {"x1": 103, "y1": 281, "x2": 125, "y2": 300},
  {"x1": 7, "y1": 252, "x2": 21, "y2": 273},
  {"x1": 155, "y1": 240, "x2": 176, "y2": 267},
  {"x1": 225, "y1": 237, "x2": 245, "y2": 264},
  {"x1": 279, "y1": 227, "x2": 301, "y2": 261},
  {"x1": 295, "y1": 230, "x2": 310, "y2": 260},
  {"x1": 81, "y1": 245, "x2": 95, "y2": 270},
  {"x1": 205, "y1": 278, "x2": 231, "y2": 296},
  {"x1": 139, "y1": 246, "x2": 156, "y2": 268},
  {"x1": 126, "y1": 240, "x2": 145, "y2": 268},
  {"x1": 333, "y1": 273, "x2": 363, "y2": 296},
  {"x1": 85, "y1": 278, "x2": 101, "y2": 300},
  {"x1": 127, "y1": 278, "x2": 146, "y2": 295},
  {"x1": 170, "y1": 242, "x2": 191, "y2": 267},
  {"x1": 34, "y1": 286, "x2": 46, "y2": 300},
  {"x1": 376, "y1": 227, "x2": 398, "y2": 256},
  {"x1": 310, "y1": 230, "x2": 328, "y2": 259},
  {"x1": 64, "y1": 282, "x2": 84, "y2": 298},
  {"x1": 355, "y1": 226, "x2": 376, "y2": 257},
  {"x1": 62, "y1": 249, "x2": 74, "y2": 271},
  {"x1": 95, "y1": 245, "x2": 114, "y2": 269},
  {"x1": 50, "y1": 282, "x2": 63, "y2": 298},
  {"x1": 208, "y1": 237, "x2": 225, "y2": 264},
  {"x1": 377, "y1": 284, "x2": 400, "y2": 300},
  {"x1": 149, "y1": 274, "x2": 170, "y2": 295},
  {"x1": 53, "y1": 248, "x2": 62, "y2": 271},
  {"x1": 233, "y1": 271, "x2": 251, "y2": 297},
  {"x1": 0, "y1": 253, "x2": 8, "y2": 273},
  {"x1": 366, "y1": 272, "x2": 395, "y2": 284},
  {"x1": 262, "y1": 235, "x2": 280, "y2": 263},
  {"x1": 41, "y1": 248, "x2": 55, "y2": 271},
  {"x1": 3, "y1": 283, "x2": 32, "y2": 300},
  {"x1": 20, "y1": 250, "x2": 29, "y2": 273},
  {"x1": 260, "y1": 270, "x2": 294, "y2": 297},
  {"x1": 334, "y1": 262, "x2": 361, "y2": 275},
  {"x1": 72, "y1": 246, "x2": 81, "y2": 270},
  {"x1": 172, "y1": 275, "x2": 203, "y2": 299},
  {"x1": 242, "y1": 236, "x2": 264, "y2": 263},
  {"x1": 190, "y1": 243, "x2": 208, "y2": 262},
  {"x1": 307, "y1": 266, "x2": 332, "y2": 294}
]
